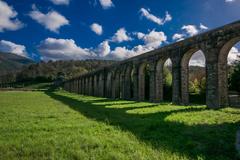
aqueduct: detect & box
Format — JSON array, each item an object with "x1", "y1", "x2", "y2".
[{"x1": 63, "y1": 20, "x2": 240, "y2": 109}]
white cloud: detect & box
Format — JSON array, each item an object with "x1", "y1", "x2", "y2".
[
  {"x1": 173, "y1": 23, "x2": 209, "y2": 42},
  {"x1": 200, "y1": 23, "x2": 208, "y2": 30},
  {"x1": 225, "y1": 0, "x2": 235, "y2": 3},
  {"x1": 49, "y1": 0, "x2": 70, "y2": 5},
  {"x1": 29, "y1": 5, "x2": 69, "y2": 33},
  {"x1": 164, "y1": 12, "x2": 172, "y2": 23},
  {"x1": 38, "y1": 38, "x2": 95, "y2": 61},
  {"x1": 0, "y1": 40, "x2": 28, "y2": 57},
  {"x1": 37, "y1": 28, "x2": 168, "y2": 61},
  {"x1": 90, "y1": 23, "x2": 103, "y2": 35},
  {"x1": 96, "y1": 40, "x2": 110, "y2": 57},
  {"x1": 99, "y1": 0, "x2": 114, "y2": 9},
  {"x1": 172, "y1": 33, "x2": 185, "y2": 41},
  {"x1": 182, "y1": 25, "x2": 199, "y2": 36},
  {"x1": 136, "y1": 30, "x2": 167, "y2": 48},
  {"x1": 228, "y1": 47, "x2": 240, "y2": 64},
  {"x1": 109, "y1": 46, "x2": 134, "y2": 59},
  {"x1": 140, "y1": 8, "x2": 172, "y2": 25},
  {"x1": 111, "y1": 28, "x2": 132, "y2": 43},
  {"x1": 107, "y1": 30, "x2": 167, "y2": 60},
  {"x1": 189, "y1": 50, "x2": 206, "y2": 67},
  {"x1": 0, "y1": 0, "x2": 23, "y2": 32},
  {"x1": 107, "y1": 45, "x2": 152, "y2": 60}
]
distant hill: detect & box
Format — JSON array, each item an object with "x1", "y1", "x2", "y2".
[
  {"x1": 16, "y1": 59, "x2": 116, "y2": 82},
  {"x1": 0, "y1": 52, "x2": 34, "y2": 76}
]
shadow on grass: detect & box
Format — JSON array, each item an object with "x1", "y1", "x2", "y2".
[{"x1": 45, "y1": 90, "x2": 240, "y2": 160}]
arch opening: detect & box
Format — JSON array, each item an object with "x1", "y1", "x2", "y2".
[
  {"x1": 228, "y1": 42, "x2": 240, "y2": 94},
  {"x1": 124, "y1": 66, "x2": 134, "y2": 99},
  {"x1": 163, "y1": 58, "x2": 172, "y2": 101},
  {"x1": 220, "y1": 39, "x2": 240, "y2": 107},
  {"x1": 112, "y1": 71, "x2": 120, "y2": 99},
  {"x1": 185, "y1": 50, "x2": 206, "y2": 104}
]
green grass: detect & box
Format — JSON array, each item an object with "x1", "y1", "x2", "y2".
[
  {"x1": 0, "y1": 90, "x2": 239, "y2": 160},
  {"x1": 14, "y1": 82, "x2": 52, "y2": 90}
]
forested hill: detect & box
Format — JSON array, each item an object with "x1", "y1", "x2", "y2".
[
  {"x1": 0, "y1": 52, "x2": 34, "y2": 76},
  {"x1": 12, "y1": 59, "x2": 116, "y2": 83}
]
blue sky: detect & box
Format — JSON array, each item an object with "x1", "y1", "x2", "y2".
[{"x1": 0, "y1": 0, "x2": 240, "y2": 64}]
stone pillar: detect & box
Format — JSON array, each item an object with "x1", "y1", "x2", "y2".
[
  {"x1": 94, "y1": 75, "x2": 98, "y2": 96},
  {"x1": 155, "y1": 60, "x2": 164, "y2": 102},
  {"x1": 98, "y1": 74, "x2": 104, "y2": 97},
  {"x1": 218, "y1": 44, "x2": 231, "y2": 107},
  {"x1": 75, "y1": 79, "x2": 78, "y2": 93},
  {"x1": 112, "y1": 74, "x2": 116, "y2": 99},
  {"x1": 120, "y1": 72, "x2": 125, "y2": 99},
  {"x1": 106, "y1": 73, "x2": 110, "y2": 98},
  {"x1": 205, "y1": 49, "x2": 221, "y2": 108},
  {"x1": 172, "y1": 57, "x2": 181, "y2": 104},
  {"x1": 67, "y1": 82, "x2": 69, "y2": 92},
  {"x1": 72, "y1": 80, "x2": 75, "y2": 93},
  {"x1": 124, "y1": 67, "x2": 132, "y2": 100},
  {"x1": 181, "y1": 63, "x2": 189, "y2": 105},
  {"x1": 73, "y1": 80, "x2": 75, "y2": 93},
  {"x1": 79, "y1": 79, "x2": 82, "y2": 94},
  {"x1": 108, "y1": 73, "x2": 112, "y2": 98},
  {"x1": 114, "y1": 73, "x2": 120, "y2": 98},
  {"x1": 82, "y1": 78, "x2": 85, "y2": 95},
  {"x1": 77, "y1": 79, "x2": 79, "y2": 94},
  {"x1": 103, "y1": 70, "x2": 108, "y2": 97},
  {"x1": 82, "y1": 78, "x2": 84, "y2": 94},
  {"x1": 88, "y1": 77, "x2": 92, "y2": 96},
  {"x1": 69, "y1": 81, "x2": 71, "y2": 92},
  {"x1": 86, "y1": 78, "x2": 89, "y2": 95},
  {"x1": 70, "y1": 81, "x2": 72, "y2": 92},
  {"x1": 138, "y1": 64, "x2": 145, "y2": 101},
  {"x1": 132, "y1": 65, "x2": 139, "y2": 101},
  {"x1": 149, "y1": 63, "x2": 156, "y2": 102}
]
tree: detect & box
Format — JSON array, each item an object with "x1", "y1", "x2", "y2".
[{"x1": 229, "y1": 58, "x2": 240, "y2": 93}]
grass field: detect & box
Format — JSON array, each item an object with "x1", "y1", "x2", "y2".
[{"x1": 0, "y1": 90, "x2": 239, "y2": 160}]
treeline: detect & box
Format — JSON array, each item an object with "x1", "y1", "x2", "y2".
[
  {"x1": 229, "y1": 59, "x2": 240, "y2": 93},
  {"x1": 0, "y1": 59, "x2": 116, "y2": 85}
]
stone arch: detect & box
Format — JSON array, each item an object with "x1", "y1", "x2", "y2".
[
  {"x1": 106, "y1": 72, "x2": 112, "y2": 98},
  {"x1": 155, "y1": 58, "x2": 169, "y2": 102},
  {"x1": 181, "y1": 48, "x2": 206, "y2": 105},
  {"x1": 138, "y1": 62, "x2": 150, "y2": 101},
  {"x1": 124, "y1": 65, "x2": 134, "y2": 99},
  {"x1": 112, "y1": 70, "x2": 120, "y2": 99},
  {"x1": 218, "y1": 37, "x2": 240, "y2": 106}
]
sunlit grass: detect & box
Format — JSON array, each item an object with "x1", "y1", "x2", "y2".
[{"x1": 0, "y1": 90, "x2": 239, "y2": 160}]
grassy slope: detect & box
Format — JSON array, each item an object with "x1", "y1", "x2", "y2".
[{"x1": 0, "y1": 90, "x2": 239, "y2": 160}]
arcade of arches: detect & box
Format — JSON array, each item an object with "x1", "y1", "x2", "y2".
[{"x1": 64, "y1": 20, "x2": 240, "y2": 109}]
